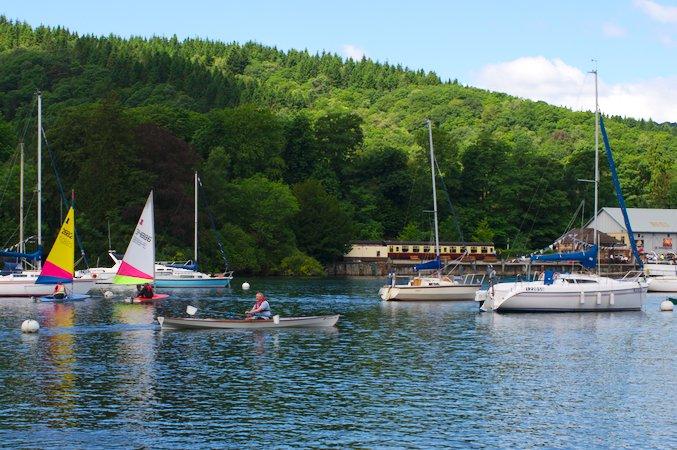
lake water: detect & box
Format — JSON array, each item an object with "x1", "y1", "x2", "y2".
[{"x1": 1, "y1": 277, "x2": 675, "y2": 449}]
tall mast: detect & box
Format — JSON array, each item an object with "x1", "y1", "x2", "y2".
[
  {"x1": 19, "y1": 141, "x2": 24, "y2": 253},
  {"x1": 36, "y1": 91, "x2": 42, "y2": 270},
  {"x1": 107, "y1": 220, "x2": 112, "y2": 252},
  {"x1": 592, "y1": 66, "x2": 600, "y2": 274},
  {"x1": 426, "y1": 120, "x2": 440, "y2": 267},
  {"x1": 194, "y1": 171, "x2": 198, "y2": 265}
]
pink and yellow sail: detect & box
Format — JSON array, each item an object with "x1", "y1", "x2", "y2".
[
  {"x1": 113, "y1": 191, "x2": 155, "y2": 285},
  {"x1": 36, "y1": 207, "x2": 75, "y2": 284}
]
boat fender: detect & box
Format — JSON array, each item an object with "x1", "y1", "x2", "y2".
[{"x1": 660, "y1": 300, "x2": 673, "y2": 312}]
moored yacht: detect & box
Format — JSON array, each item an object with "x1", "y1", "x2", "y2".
[
  {"x1": 646, "y1": 276, "x2": 677, "y2": 292},
  {"x1": 475, "y1": 69, "x2": 647, "y2": 312},
  {"x1": 0, "y1": 92, "x2": 95, "y2": 297},
  {"x1": 379, "y1": 119, "x2": 482, "y2": 301},
  {"x1": 476, "y1": 269, "x2": 647, "y2": 312}
]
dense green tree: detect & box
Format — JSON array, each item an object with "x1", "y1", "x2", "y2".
[
  {"x1": 292, "y1": 179, "x2": 352, "y2": 263},
  {"x1": 192, "y1": 104, "x2": 285, "y2": 180},
  {"x1": 222, "y1": 175, "x2": 299, "y2": 272},
  {"x1": 0, "y1": 17, "x2": 673, "y2": 272},
  {"x1": 281, "y1": 113, "x2": 319, "y2": 185}
]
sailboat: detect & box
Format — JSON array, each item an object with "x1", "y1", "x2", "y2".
[
  {"x1": 113, "y1": 191, "x2": 168, "y2": 304},
  {"x1": 38, "y1": 207, "x2": 90, "y2": 302},
  {"x1": 379, "y1": 120, "x2": 483, "y2": 301},
  {"x1": 476, "y1": 69, "x2": 648, "y2": 312},
  {"x1": 154, "y1": 172, "x2": 234, "y2": 288},
  {"x1": 0, "y1": 92, "x2": 95, "y2": 297}
]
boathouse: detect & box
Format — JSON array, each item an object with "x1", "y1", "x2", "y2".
[{"x1": 586, "y1": 208, "x2": 676, "y2": 256}]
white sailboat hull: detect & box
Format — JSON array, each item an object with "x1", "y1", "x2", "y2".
[
  {"x1": 647, "y1": 276, "x2": 677, "y2": 292},
  {"x1": 380, "y1": 278, "x2": 481, "y2": 301},
  {"x1": 0, "y1": 274, "x2": 96, "y2": 297},
  {"x1": 477, "y1": 274, "x2": 646, "y2": 312},
  {"x1": 644, "y1": 263, "x2": 677, "y2": 277}
]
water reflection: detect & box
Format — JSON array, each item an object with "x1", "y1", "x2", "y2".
[
  {"x1": 42, "y1": 304, "x2": 77, "y2": 426},
  {"x1": 0, "y1": 279, "x2": 674, "y2": 448}
]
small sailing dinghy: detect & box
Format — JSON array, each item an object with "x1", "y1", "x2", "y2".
[
  {"x1": 113, "y1": 191, "x2": 168, "y2": 304},
  {"x1": 39, "y1": 207, "x2": 89, "y2": 302},
  {"x1": 157, "y1": 314, "x2": 340, "y2": 330}
]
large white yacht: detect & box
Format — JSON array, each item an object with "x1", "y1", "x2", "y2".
[
  {"x1": 476, "y1": 271, "x2": 647, "y2": 312},
  {"x1": 475, "y1": 69, "x2": 648, "y2": 312}
]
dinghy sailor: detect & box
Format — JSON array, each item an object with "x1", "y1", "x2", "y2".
[
  {"x1": 137, "y1": 283, "x2": 154, "y2": 299},
  {"x1": 53, "y1": 282, "x2": 67, "y2": 300},
  {"x1": 246, "y1": 292, "x2": 272, "y2": 320}
]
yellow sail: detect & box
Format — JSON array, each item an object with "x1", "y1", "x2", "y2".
[{"x1": 36, "y1": 207, "x2": 75, "y2": 284}]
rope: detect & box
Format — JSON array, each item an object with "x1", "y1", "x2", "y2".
[
  {"x1": 0, "y1": 145, "x2": 20, "y2": 211},
  {"x1": 512, "y1": 155, "x2": 556, "y2": 248},
  {"x1": 196, "y1": 175, "x2": 229, "y2": 270},
  {"x1": 2, "y1": 189, "x2": 35, "y2": 249},
  {"x1": 432, "y1": 152, "x2": 464, "y2": 241},
  {"x1": 41, "y1": 127, "x2": 89, "y2": 268}
]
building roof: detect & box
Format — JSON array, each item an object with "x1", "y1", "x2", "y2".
[
  {"x1": 588, "y1": 208, "x2": 677, "y2": 233},
  {"x1": 555, "y1": 228, "x2": 622, "y2": 246}
]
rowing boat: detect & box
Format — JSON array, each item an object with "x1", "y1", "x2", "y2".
[{"x1": 157, "y1": 314, "x2": 339, "y2": 329}]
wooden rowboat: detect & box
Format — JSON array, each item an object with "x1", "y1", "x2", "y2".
[{"x1": 157, "y1": 314, "x2": 339, "y2": 330}]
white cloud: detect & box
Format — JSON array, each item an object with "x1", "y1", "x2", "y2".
[
  {"x1": 634, "y1": 0, "x2": 677, "y2": 23},
  {"x1": 602, "y1": 22, "x2": 627, "y2": 38},
  {"x1": 341, "y1": 44, "x2": 366, "y2": 60},
  {"x1": 659, "y1": 34, "x2": 676, "y2": 46},
  {"x1": 474, "y1": 56, "x2": 677, "y2": 123}
]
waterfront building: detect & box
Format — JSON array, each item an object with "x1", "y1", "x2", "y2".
[
  {"x1": 586, "y1": 208, "x2": 676, "y2": 257},
  {"x1": 344, "y1": 240, "x2": 496, "y2": 262}
]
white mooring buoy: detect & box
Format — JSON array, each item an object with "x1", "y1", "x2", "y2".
[
  {"x1": 242, "y1": 282, "x2": 251, "y2": 290},
  {"x1": 21, "y1": 319, "x2": 40, "y2": 333},
  {"x1": 659, "y1": 300, "x2": 673, "y2": 312},
  {"x1": 103, "y1": 290, "x2": 114, "y2": 299}
]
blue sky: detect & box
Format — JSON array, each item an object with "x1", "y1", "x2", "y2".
[{"x1": 4, "y1": 1, "x2": 676, "y2": 121}]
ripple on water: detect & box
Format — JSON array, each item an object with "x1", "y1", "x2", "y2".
[{"x1": 0, "y1": 277, "x2": 675, "y2": 448}]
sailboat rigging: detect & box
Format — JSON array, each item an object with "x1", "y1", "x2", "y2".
[
  {"x1": 379, "y1": 120, "x2": 484, "y2": 301},
  {"x1": 476, "y1": 69, "x2": 647, "y2": 312}
]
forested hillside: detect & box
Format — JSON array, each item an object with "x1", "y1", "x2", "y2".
[{"x1": 0, "y1": 17, "x2": 674, "y2": 273}]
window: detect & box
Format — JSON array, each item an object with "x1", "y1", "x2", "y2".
[
  {"x1": 376, "y1": 251, "x2": 381, "y2": 257},
  {"x1": 396, "y1": 246, "x2": 400, "y2": 252},
  {"x1": 481, "y1": 247, "x2": 487, "y2": 254},
  {"x1": 389, "y1": 246, "x2": 394, "y2": 252},
  {"x1": 413, "y1": 246, "x2": 420, "y2": 253},
  {"x1": 489, "y1": 247, "x2": 494, "y2": 253},
  {"x1": 471, "y1": 246, "x2": 477, "y2": 253},
  {"x1": 402, "y1": 246, "x2": 409, "y2": 252},
  {"x1": 423, "y1": 246, "x2": 430, "y2": 253}
]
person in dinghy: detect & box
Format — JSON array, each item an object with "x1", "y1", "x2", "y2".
[
  {"x1": 136, "y1": 283, "x2": 155, "y2": 299},
  {"x1": 53, "y1": 282, "x2": 67, "y2": 300},
  {"x1": 245, "y1": 292, "x2": 272, "y2": 320}
]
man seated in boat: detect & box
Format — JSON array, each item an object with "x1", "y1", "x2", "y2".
[
  {"x1": 246, "y1": 292, "x2": 272, "y2": 320},
  {"x1": 137, "y1": 283, "x2": 155, "y2": 299},
  {"x1": 53, "y1": 282, "x2": 66, "y2": 300}
]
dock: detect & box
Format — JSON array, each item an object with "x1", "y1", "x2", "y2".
[{"x1": 328, "y1": 259, "x2": 637, "y2": 277}]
